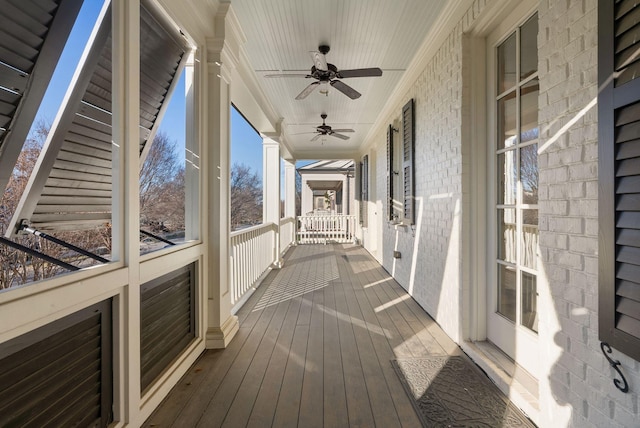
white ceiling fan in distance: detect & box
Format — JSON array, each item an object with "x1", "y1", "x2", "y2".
[{"x1": 305, "y1": 114, "x2": 355, "y2": 141}]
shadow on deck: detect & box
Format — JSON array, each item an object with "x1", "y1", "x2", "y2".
[{"x1": 143, "y1": 244, "x2": 494, "y2": 427}]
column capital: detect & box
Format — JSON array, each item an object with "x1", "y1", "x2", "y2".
[
  {"x1": 206, "y1": 3, "x2": 245, "y2": 83},
  {"x1": 262, "y1": 134, "x2": 281, "y2": 146}
]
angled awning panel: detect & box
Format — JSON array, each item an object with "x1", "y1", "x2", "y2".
[
  {"x1": 6, "y1": 1, "x2": 190, "y2": 235},
  {"x1": 0, "y1": 0, "x2": 84, "y2": 194}
]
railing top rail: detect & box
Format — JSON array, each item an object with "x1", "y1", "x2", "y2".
[
  {"x1": 280, "y1": 216, "x2": 296, "y2": 225},
  {"x1": 297, "y1": 214, "x2": 356, "y2": 219},
  {"x1": 230, "y1": 222, "x2": 277, "y2": 238}
]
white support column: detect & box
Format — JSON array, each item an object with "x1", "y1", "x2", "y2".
[
  {"x1": 262, "y1": 137, "x2": 282, "y2": 267},
  {"x1": 204, "y1": 4, "x2": 243, "y2": 349},
  {"x1": 112, "y1": 0, "x2": 141, "y2": 423},
  {"x1": 341, "y1": 176, "x2": 348, "y2": 214},
  {"x1": 301, "y1": 176, "x2": 314, "y2": 215},
  {"x1": 283, "y1": 159, "x2": 296, "y2": 219}
]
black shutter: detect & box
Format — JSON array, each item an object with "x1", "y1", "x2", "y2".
[
  {"x1": 403, "y1": 99, "x2": 415, "y2": 224},
  {"x1": 598, "y1": 0, "x2": 640, "y2": 361},
  {"x1": 140, "y1": 263, "x2": 196, "y2": 391},
  {"x1": 387, "y1": 125, "x2": 394, "y2": 220},
  {"x1": 0, "y1": 300, "x2": 113, "y2": 427},
  {"x1": 360, "y1": 155, "x2": 369, "y2": 226}
]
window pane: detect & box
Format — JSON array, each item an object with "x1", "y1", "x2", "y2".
[
  {"x1": 498, "y1": 264, "x2": 517, "y2": 322},
  {"x1": 497, "y1": 208, "x2": 517, "y2": 263},
  {"x1": 520, "y1": 14, "x2": 538, "y2": 80},
  {"x1": 498, "y1": 91, "x2": 517, "y2": 149},
  {"x1": 521, "y1": 272, "x2": 538, "y2": 332},
  {"x1": 498, "y1": 33, "x2": 517, "y2": 93},
  {"x1": 497, "y1": 150, "x2": 517, "y2": 205},
  {"x1": 521, "y1": 143, "x2": 538, "y2": 204},
  {"x1": 521, "y1": 209, "x2": 538, "y2": 269}
]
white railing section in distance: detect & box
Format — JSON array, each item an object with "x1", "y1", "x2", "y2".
[
  {"x1": 297, "y1": 214, "x2": 356, "y2": 244},
  {"x1": 230, "y1": 222, "x2": 276, "y2": 307},
  {"x1": 279, "y1": 217, "x2": 295, "y2": 253}
]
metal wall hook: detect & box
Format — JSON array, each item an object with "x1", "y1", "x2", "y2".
[{"x1": 600, "y1": 342, "x2": 629, "y2": 393}]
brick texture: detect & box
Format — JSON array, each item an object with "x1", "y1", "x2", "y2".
[
  {"x1": 538, "y1": 0, "x2": 638, "y2": 426},
  {"x1": 368, "y1": 0, "x2": 639, "y2": 427}
]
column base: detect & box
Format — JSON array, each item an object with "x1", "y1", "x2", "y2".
[{"x1": 206, "y1": 314, "x2": 239, "y2": 349}]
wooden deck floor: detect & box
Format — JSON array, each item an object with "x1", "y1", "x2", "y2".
[{"x1": 144, "y1": 244, "x2": 464, "y2": 427}]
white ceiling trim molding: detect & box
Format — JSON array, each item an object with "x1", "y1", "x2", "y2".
[
  {"x1": 362, "y1": 0, "x2": 475, "y2": 153},
  {"x1": 157, "y1": 0, "x2": 221, "y2": 43}
]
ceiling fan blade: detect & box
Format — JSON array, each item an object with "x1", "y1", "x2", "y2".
[
  {"x1": 295, "y1": 81, "x2": 320, "y2": 100},
  {"x1": 337, "y1": 68, "x2": 383, "y2": 78},
  {"x1": 310, "y1": 133, "x2": 323, "y2": 142},
  {"x1": 264, "y1": 73, "x2": 310, "y2": 78},
  {"x1": 330, "y1": 132, "x2": 350, "y2": 140},
  {"x1": 310, "y1": 51, "x2": 328, "y2": 71},
  {"x1": 331, "y1": 128, "x2": 355, "y2": 133},
  {"x1": 330, "y1": 80, "x2": 361, "y2": 99}
]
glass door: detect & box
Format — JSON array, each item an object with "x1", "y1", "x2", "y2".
[{"x1": 487, "y1": 12, "x2": 540, "y2": 379}]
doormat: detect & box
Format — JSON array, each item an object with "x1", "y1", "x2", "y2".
[{"x1": 392, "y1": 356, "x2": 536, "y2": 427}]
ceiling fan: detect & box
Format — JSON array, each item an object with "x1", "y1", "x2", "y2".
[
  {"x1": 308, "y1": 114, "x2": 354, "y2": 141},
  {"x1": 265, "y1": 45, "x2": 382, "y2": 100}
]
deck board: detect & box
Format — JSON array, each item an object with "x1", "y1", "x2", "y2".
[{"x1": 143, "y1": 244, "x2": 475, "y2": 427}]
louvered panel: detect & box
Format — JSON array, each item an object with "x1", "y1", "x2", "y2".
[
  {"x1": 611, "y1": 86, "x2": 640, "y2": 358},
  {"x1": 387, "y1": 124, "x2": 394, "y2": 220},
  {"x1": 0, "y1": 300, "x2": 112, "y2": 428},
  {"x1": 5, "y1": 1, "x2": 190, "y2": 234},
  {"x1": 614, "y1": 1, "x2": 640, "y2": 86},
  {"x1": 0, "y1": 0, "x2": 82, "y2": 197},
  {"x1": 402, "y1": 99, "x2": 414, "y2": 224},
  {"x1": 140, "y1": 263, "x2": 195, "y2": 392}
]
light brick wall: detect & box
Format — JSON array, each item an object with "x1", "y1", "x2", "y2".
[
  {"x1": 373, "y1": 0, "x2": 489, "y2": 344},
  {"x1": 369, "y1": 0, "x2": 640, "y2": 426},
  {"x1": 538, "y1": 0, "x2": 640, "y2": 427}
]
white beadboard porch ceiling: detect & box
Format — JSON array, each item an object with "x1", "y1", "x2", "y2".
[{"x1": 230, "y1": 0, "x2": 447, "y2": 159}]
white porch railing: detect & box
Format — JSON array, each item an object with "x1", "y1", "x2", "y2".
[
  {"x1": 297, "y1": 214, "x2": 356, "y2": 244},
  {"x1": 280, "y1": 216, "x2": 296, "y2": 252},
  {"x1": 230, "y1": 222, "x2": 276, "y2": 307},
  {"x1": 230, "y1": 218, "x2": 297, "y2": 310}
]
